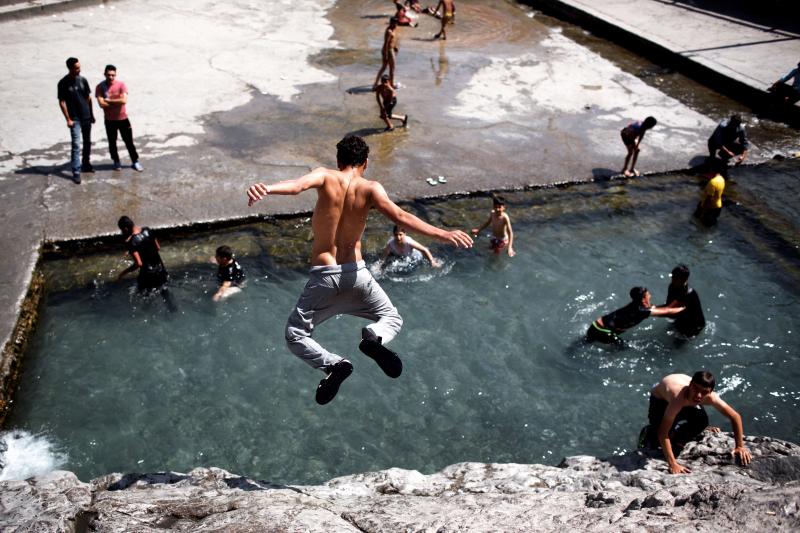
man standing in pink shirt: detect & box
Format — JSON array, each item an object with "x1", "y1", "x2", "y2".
[{"x1": 96, "y1": 64, "x2": 143, "y2": 172}]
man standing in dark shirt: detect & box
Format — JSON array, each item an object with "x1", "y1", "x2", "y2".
[
  {"x1": 661, "y1": 265, "x2": 706, "y2": 337},
  {"x1": 586, "y1": 286, "x2": 684, "y2": 344},
  {"x1": 213, "y1": 245, "x2": 245, "y2": 301},
  {"x1": 58, "y1": 57, "x2": 95, "y2": 184}
]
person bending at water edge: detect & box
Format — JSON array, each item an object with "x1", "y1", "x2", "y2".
[
  {"x1": 585, "y1": 286, "x2": 684, "y2": 344},
  {"x1": 247, "y1": 135, "x2": 472, "y2": 405},
  {"x1": 639, "y1": 371, "x2": 752, "y2": 474}
]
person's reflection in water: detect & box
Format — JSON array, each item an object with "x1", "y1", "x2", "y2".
[{"x1": 431, "y1": 42, "x2": 449, "y2": 86}]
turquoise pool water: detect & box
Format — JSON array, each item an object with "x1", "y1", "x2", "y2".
[{"x1": 4, "y1": 163, "x2": 800, "y2": 484}]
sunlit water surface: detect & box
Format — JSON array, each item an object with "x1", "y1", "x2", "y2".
[{"x1": 4, "y1": 166, "x2": 799, "y2": 483}]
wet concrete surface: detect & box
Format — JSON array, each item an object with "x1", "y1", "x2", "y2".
[{"x1": 0, "y1": 0, "x2": 799, "y2": 361}]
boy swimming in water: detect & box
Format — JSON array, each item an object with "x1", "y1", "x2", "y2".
[
  {"x1": 659, "y1": 264, "x2": 705, "y2": 337},
  {"x1": 381, "y1": 225, "x2": 442, "y2": 268},
  {"x1": 213, "y1": 245, "x2": 246, "y2": 301},
  {"x1": 247, "y1": 135, "x2": 472, "y2": 405},
  {"x1": 471, "y1": 195, "x2": 515, "y2": 257}
]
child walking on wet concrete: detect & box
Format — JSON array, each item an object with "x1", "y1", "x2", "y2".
[{"x1": 375, "y1": 74, "x2": 408, "y2": 131}]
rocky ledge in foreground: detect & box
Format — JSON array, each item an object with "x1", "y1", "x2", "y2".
[{"x1": 2, "y1": 433, "x2": 800, "y2": 532}]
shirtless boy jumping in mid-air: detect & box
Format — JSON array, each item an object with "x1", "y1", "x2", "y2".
[{"x1": 247, "y1": 135, "x2": 472, "y2": 405}]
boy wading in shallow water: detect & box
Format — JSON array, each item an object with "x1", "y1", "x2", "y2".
[
  {"x1": 471, "y1": 195, "x2": 515, "y2": 257},
  {"x1": 247, "y1": 135, "x2": 472, "y2": 405},
  {"x1": 620, "y1": 116, "x2": 656, "y2": 177}
]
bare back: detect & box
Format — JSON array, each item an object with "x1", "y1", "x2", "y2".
[{"x1": 311, "y1": 170, "x2": 377, "y2": 266}]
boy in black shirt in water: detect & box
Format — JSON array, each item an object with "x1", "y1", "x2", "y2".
[
  {"x1": 213, "y1": 245, "x2": 246, "y2": 301},
  {"x1": 586, "y1": 286, "x2": 684, "y2": 344},
  {"x1": 660, "y1": 265, "x2": 705, "y2": 337},
  {"x1": 117, "y1": 215, "x2": 176, "y2": 310}
]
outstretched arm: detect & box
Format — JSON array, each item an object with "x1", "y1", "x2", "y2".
[
  {"x1": 371, "y1": 183, "x2": 472, "y2": 248},
  {"x1": 247, "y1": 168, "x2": 327, "y2": 206},
  {"x1": 650, "y1": 305, "x2": 685, "y2": 317},
  {"x1": 708, "y1": 394, "x2": 752, "y2": 465},
  {"x1": 408, "y1": 239, "x2": 442, "y2": 267}
]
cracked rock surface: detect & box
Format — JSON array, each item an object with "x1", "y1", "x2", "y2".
[{"x1": 2, "y1": 433, "x2": 799, "y2": 532}]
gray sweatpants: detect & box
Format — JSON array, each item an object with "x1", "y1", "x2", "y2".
[{"x1": 285, "y1": 261, "x2": 403, "y2": 371}]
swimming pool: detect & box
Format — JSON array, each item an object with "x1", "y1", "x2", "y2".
[{"x1": 4, "y1": 161, "x2": 799, "y2": 484}]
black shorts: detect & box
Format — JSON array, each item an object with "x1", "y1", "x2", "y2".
[
  {"x1": 585, "y1": 321, "x2": 620, "y2": 344},
  {"x1": 137, "y1": 267, "x2": 168, "y2": 291},
  {"x1": 384, "y1": 96, "x2": 397, "y2": 117},
  {"x1": 644, "y1": 395, "x2": 708, "y2": 452}
]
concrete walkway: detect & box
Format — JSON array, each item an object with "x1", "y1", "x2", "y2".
[
  {"x1": 531, "y1": 0, "x2": 800, "y2": 107},
  {"x1": 0, "y1": 0, "x2": 798, "y2": 379}
]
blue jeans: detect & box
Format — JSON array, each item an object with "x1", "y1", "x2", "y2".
[{"x1": 69, "y1": 119, "x2": 92, "y2": 173}]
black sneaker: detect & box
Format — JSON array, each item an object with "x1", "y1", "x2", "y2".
[
  {"x1": 315, "y1": 360, "x2": 353, "y2": 405},
  {"x1": 81, "y1": 164, "x2": 95, "y2": 173},
  {"x1": 359, "y1": 329, "x2": 402, "y2": 378},
  {"x1": 72, "y1": 172, "x2": 81, "y2": 184}
]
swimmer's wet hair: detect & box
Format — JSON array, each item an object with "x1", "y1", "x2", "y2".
[
  {"x1": 66, "y1": 57, "x2": 79, "y2": 69},
  {"x1": 337, "y1": 135, "x2": 369, "y2": 168},
  {"x1": 216, "y1": 245, "x2": 233, "y2": 259},
  {"x1": 117, "y1": 215, "x2": 134, "y2": 232},
  {"x1": 104, "y1": 64, "x2": 117, "y2": 73},
  {"x1": 393, "y1": 225, "x2": 405, "y2": 234},
  {"x1": 381, "y1": 74, "x2": 390, "y2": 81},
  {"x1": 671, "y1": 264, "x2": 690, "y2": 281},
  {"x1": 691, "y1": 370, "x2": 716, "y2": 390},
  {"x1": 643, "y1": 116, "x2": 657, "y2": 129},
  {"x1": 491, "y1": 194, "x2": 505, "y2": 207},
  {"x1": 729, "y1": 114, "x2": 742, "y2": 125},
  {"x1": 629, "y1": 286, "x2": 647, "y2": 301}
]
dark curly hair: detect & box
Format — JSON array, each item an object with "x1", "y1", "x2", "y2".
[{"x1": 336, "y1": 135, "x2": 369, "y2": 168}]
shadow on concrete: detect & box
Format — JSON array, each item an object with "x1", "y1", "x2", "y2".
[
  {"x1": 15, "y1": 164, "x2": 72, "y2": 181},
  {"x1": 15, "y1": 163, "x2": 119, "y2": 181},
  {"x1": 346, "y1": 85, "x2": 375, "y2": 95},
  {"x1": 107, "y1": 472, "x2": 190, "y2": 491},
  {"x1": 591, "y1": 168, "x2": 618, "y2": 180},
  {"x1": 347, "y1": 126, "x2": 391, "y2": 137},
  {"x1": 665, "y1": 0, "x2": 800, "y2": 36},
  {"x1": 688, "y1": 155, "x2": 710, "y2": 169}
]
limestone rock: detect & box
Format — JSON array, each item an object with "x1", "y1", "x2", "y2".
[{"x1": 1, "y1": 433, "x2": 799, "y2": 532}]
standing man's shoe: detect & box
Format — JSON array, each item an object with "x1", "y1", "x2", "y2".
[
  {"x1": 81, "y1": 164, "x2": 94, "y2": 173},
  {"x1": 112, "y1": 161, "x2": 122, "y2": 171},
  {"x1": 132, "y1": 161, "x2": 143, "y2": 172},
  {"x1": 72, "y1": 172, "x2": 81, "y2": 184}
]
